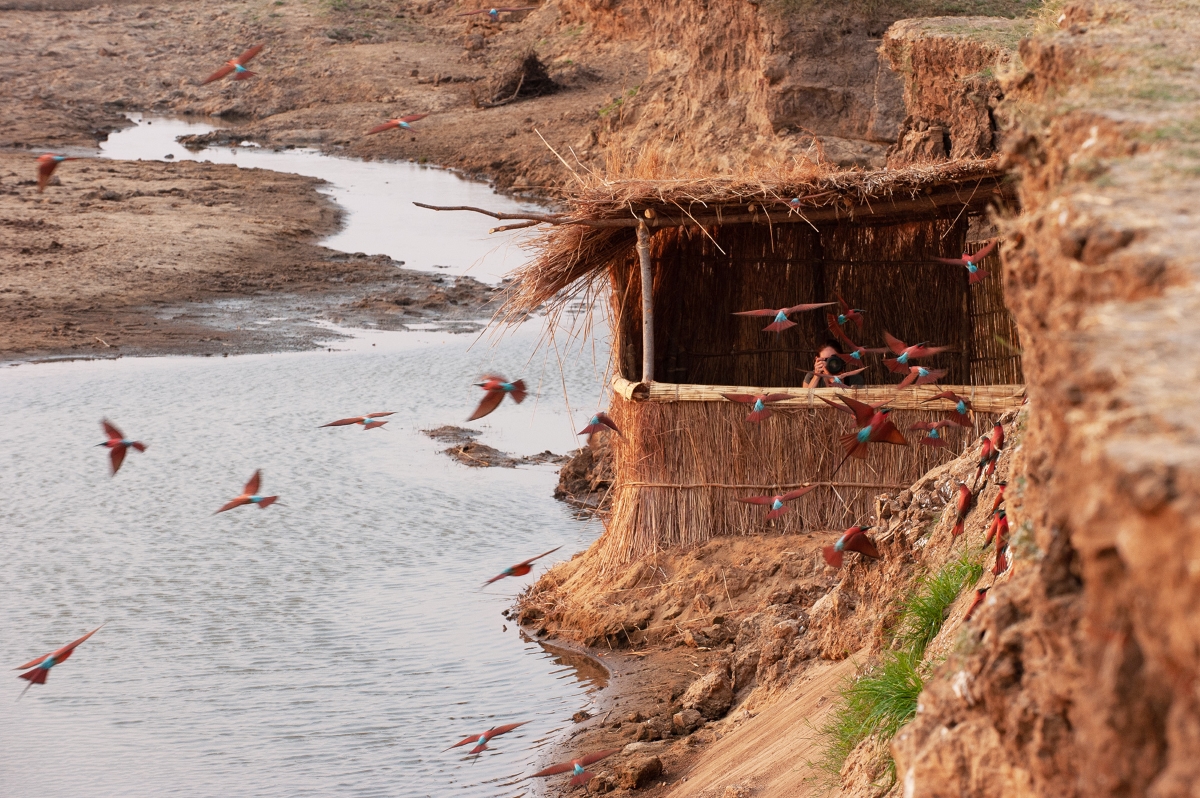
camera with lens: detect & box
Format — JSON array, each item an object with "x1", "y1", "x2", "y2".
[{"x1": 824, "y1": 355, "x2": 846, "y2": 375}]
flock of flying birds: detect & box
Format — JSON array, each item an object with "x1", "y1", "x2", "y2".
[
  {"x1": 17, "y1": 383, "x2": 625, "y2": 787},
  {"x1": 22, "y1": 27, "x2": 1008, "y2": 785},
  {"x1": 719, "y1": 237, "x2": 1011, "y2": 579}
]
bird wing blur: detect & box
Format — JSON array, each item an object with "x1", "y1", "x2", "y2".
[
  {"x1": 110, "y1": 445, "x2": 127, "y2": 474},
  {"x1": 838, "y1": 396, "x2": 880, "y2": 428},
  {"x1": 780, "y1": 485, "x2": 816, "y2": 501},
  {"x1": 783, "y1": 302, "x2": 834, "y2": 314},
  {"x1": 15, "y1": 624, "x2": 104, "y2": 671},
  {"x1": 102, "y1": 419, "x2": 123, "y2": 440},
  {"x1": 446, "y1": 732, "x2": 484, "y2": 750},
  {"x1": 244, "y1": 470, "x2": 262, "y2": 496},
  {"x1": 202, "y1": 44, "x2": 263, "y2": 84},
  {"x1": 468, "y1": 388, "x2": 506, "y2": 421},
  {"x1": 737, "y1": 495, "x2": 778, "y2": 505},
  {"x1": 843, "y1": 529, "x2": 880, "y2": 558},
  {"x1": 366, "y1": 113, "x2": 430, "y2": 134},
  {"x1": 732, "y1": 309, "x2": 781, "y2": 317},
  {"x1": 883, "y1": 331, "x2": 909, "y2": 355},
  {"x1": 322, "y1": 417, "x2": 366, "y2": 427},
  {"x1": 969, "y1": 239, "x2": 998, "y2": 262}
]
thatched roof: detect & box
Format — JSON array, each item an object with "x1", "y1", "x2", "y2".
[{"x1": 499, "y1": 158, "x2": 1011, "y2": 323}]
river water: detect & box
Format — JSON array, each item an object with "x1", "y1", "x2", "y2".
[{"x1": 0, "y1": 122, "x2": 610, "y2": 797}]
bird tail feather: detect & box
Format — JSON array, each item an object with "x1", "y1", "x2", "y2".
[
  {"x1": 510, "y1": 380, "x2": 527, "y2": 404},
  {"x1": 258, "y1": 496, "x2": 278, "y2": 509}
]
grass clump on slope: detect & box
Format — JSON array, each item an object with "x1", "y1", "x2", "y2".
[{"x1": 814, "y1": 551, "x2": 984, "y2": 784}]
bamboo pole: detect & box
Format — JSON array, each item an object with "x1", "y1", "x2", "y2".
[
  {"x1": 611, "y1": 376, "x2": 1025, "y2": 413},
  {"x1": 637, "y1": 219, "x2": 655, "y2": 383}
]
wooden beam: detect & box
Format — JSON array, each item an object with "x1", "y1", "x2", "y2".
[
  {"x1": 611, "y1": 377, "x2": 1025, "y2": 414},
  {"x1": 636, "y1": 220, "x2": 655, "y2": 383}
]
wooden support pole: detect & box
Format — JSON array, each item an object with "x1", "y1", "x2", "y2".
[{"x1": 637, "y1": 219, "x2": 654, "y2": 383}]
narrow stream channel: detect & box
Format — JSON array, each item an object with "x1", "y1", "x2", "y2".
[{"x1": 1, "y1": 121, "x2": 611, "y2": 798}]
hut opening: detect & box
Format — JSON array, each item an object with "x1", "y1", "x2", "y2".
[{"x1": 492, "y1": 160, "x2": 1024, "y2": 568}]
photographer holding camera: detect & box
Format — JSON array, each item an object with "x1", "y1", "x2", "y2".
[{"x1": 804, "y1": 339, "x2": 867, "y2": 389}]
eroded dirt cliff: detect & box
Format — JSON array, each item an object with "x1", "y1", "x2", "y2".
[{"x1": 893, "y1": 3, "x2": 1200, "y2": 796}]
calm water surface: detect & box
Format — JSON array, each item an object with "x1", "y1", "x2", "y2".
[
  {"x1": 3, "y1": 118, "x2": 612, "y2": 796},
  {"x1": 97, "y1": 115, "x2": 544, "y2": 283},
  {"x1": 0, "y1": 324, "x2": 609, "y2": 797}
]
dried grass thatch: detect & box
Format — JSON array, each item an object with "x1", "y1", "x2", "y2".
[
  {"x1": 499, "y1": 158, "x2": 1011, "y2": 326},
  {"x1": 585, "y1": 394, "x2": 1004, "y2": 570}
]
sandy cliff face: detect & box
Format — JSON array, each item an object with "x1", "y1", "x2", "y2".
[{"x1": 893, "y1": 3, "x2": 1200, "y2": 796}]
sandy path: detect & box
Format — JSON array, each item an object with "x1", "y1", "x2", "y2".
[{"x1": 667, "y1": 657, "x2": 858, "y2": 798}]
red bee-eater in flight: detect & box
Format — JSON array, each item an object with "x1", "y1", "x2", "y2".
[
  {"x1": 963, "y1": 587, "x2": 989, "y2": 621},
  {"x1": 934, "y1": 238, "x2": 997, "y2": 284},
  {"x1": 897, "y1": 365, "x2": 947, "y2": 388},
  {"x1": 215, "y1": 470, "x2": 278, "y2": 513},
  {"x1": 468, "y1": 376, "x2": 527, "y2": 421},
  {"x1": 578, "y1": 412, "x2": 620, "y2": 437},
  {"x1": 882, "y1": 332, "x2": 952, "y2": 374},
  {"x1": 737, "y1": 485, "x2": 817, "y2": 520},
  {"x1": 923, "y1": 390, "x2": 973, "y2": 427},
  {"x1": 321, "y1": 412, "x2": 395, "y2": 430},
  {"x1": 98, "y1": 419, "x2": 147, "y2": 475},
  {"x1": 951, "y1": 482, "x2": 973, "y2": 538},
  {"x1": 37, "y1": 153, "x2": 78, "y2": 192},
  {"x1": 826, "y1": 318, "x2": 887, "y2": 368},
  {"x1": 530, "y1": 749, "x2": 622, "y2": 787},
  {"x1": 829, "y1": 293, "x2": 865, "y2": 331},
  {"x1": 722, "y1": 392, "x2": 793, "y2": 423},
  {"x1": 201, "y1": 44, "x2": 264, "y2": 84},
  {"x1": 366, "y1": 113, "x2": 430, "y2": 135},
  {"x1": 456, "y1": 6, "x2": 538, "y2": 21},
  {"x1": 832, "y1": 395, "x2": 907, "y2": 474},
  {"x1": 734, "y1": 301, "x2": 834, "y2": 333},
  {"x1": 15, "y1": 624, "x2": 104, "y2": 698},
  {"x1": 823, "y1": 525, "x2": 880, "y2": 568},
  {"x1": 484, "y1": 546, "x2": 562, "y2": 585},
  {"x1": 445, "y1": 721, "x2": 528, "y2": 755},
  {"x1": 909, "y1": 419, "x2": 958, "y2": 448}
]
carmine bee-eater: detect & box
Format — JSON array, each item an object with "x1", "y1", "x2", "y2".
[
  {"x1": 827, "y1": 318, "x2": 888, "y2": 367},
  {"x1": 951, "y1": 482, "x2": 973, "y2": 538},
  {"x1": 15, "y1": 624, "x2": 104, "y2": 698},
  {"x1": 832, "y1": 395, "x2": 907, "y2": 474},
  {"x1": 530, "y1": 749, "x2": 622, "y2": 787},
  {"x1": 807, "y1": 367, "x2": 867, "y2": 388},
  {"x1": 823, "y1": 525, "x2": 880, "y2": 568},
  {"x1": 972, "y1": 436, "x2": 998, "y2": 489},
  {"x1": 721, "y1": 392, "x2": 793, "y2": 423},
  {"x1": 484, "y1": 547, "x2": 562, "y2": 586},
  {"x1": 882, "y1": 332, "x2": 953, "y2": 374},
  {"x1": 456, "y1": 6, "x2": 538, "y2": 21},
  {"x1": 923, "y1": 390, "x2": 973, "y2": 427},
  {"x1": 909, "y1": 419, "x2": 959, "y2": 449},
  {"x1": 897, "y1": 365, "x2": 947, "y2": 388},
  {"x1": 990, "y1": 481, "x2": 1007, "y2": 515},
  {"x1": 37, "y1": 153, "x2": 78, "y2": 192},
  {"x1": 734, "y1": 301, "x2": 834, "y2": 333},
  {"x1": 985, "y1": 508, "x2": 1009, "y2": 549},
  {"x1": 991, "y1": 421, "x2": 1005, "y2": 451},
  {"x1": 215, "y1": 470, "x2": 278, "y2": 514},
  {"x1": 829, "y1": 293, "x2": 865, "y2": 331},
  {"x1": 993, "y1": 542, "x2": 1010, "y2": 576},
  {"x1": 366, "y1": 113, "x2": 430, "y2": 135},
  {"x1": 963, "y1": 587, "x2": 989, "y2": 621},
  {"x1": 445, "y1": 721, "x2": 528, "y2": 755},
  {"x1": 468, "y1": 375, "x2": 527, "y2": 421},
  {"x1": 934, "y1": 238, "x2": 997, "y2": 285},
  {"x1": 320, "y1": 412, "x2": 395, "y2": 430},
  {"x1": 578, "y1": 412, "x2": 620, "y2": 437},
  {"x1": 201, "y1": 44, "x2": 264, "y2": 85},
  {"x1": 98, "y1": 419, "x2": 147, "y2": 475},
  {"x1": 737, "y1": 485, "x2": 817, "y2": 520}
]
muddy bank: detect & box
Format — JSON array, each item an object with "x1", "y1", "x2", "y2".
[{"x1": 0, "y1": 152, "x2": 502, "y2": 361}]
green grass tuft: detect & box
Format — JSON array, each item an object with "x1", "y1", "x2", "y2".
[
  {"x1": 895, "y1": 552, "x2": 985, "y2": 658},
  {"x1": 814, "y1": 651, "x2": 924, "y2": 783}
]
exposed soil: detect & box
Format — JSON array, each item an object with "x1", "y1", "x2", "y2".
[
  {"x1": 519, "y1": 413, "x2": 1022, "y2": 797},
  {"x1": 422, "y1": 424, "x2": 568, "y2": 468}
]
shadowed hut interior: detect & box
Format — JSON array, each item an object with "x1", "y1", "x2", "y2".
[{"x1": 483, "y1": 160, "x2": 1024, "y2": 568}]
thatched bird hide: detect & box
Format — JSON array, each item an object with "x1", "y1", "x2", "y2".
[{"x1": 498, "y1": 160, "x2": 1024, "y2": 568}]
